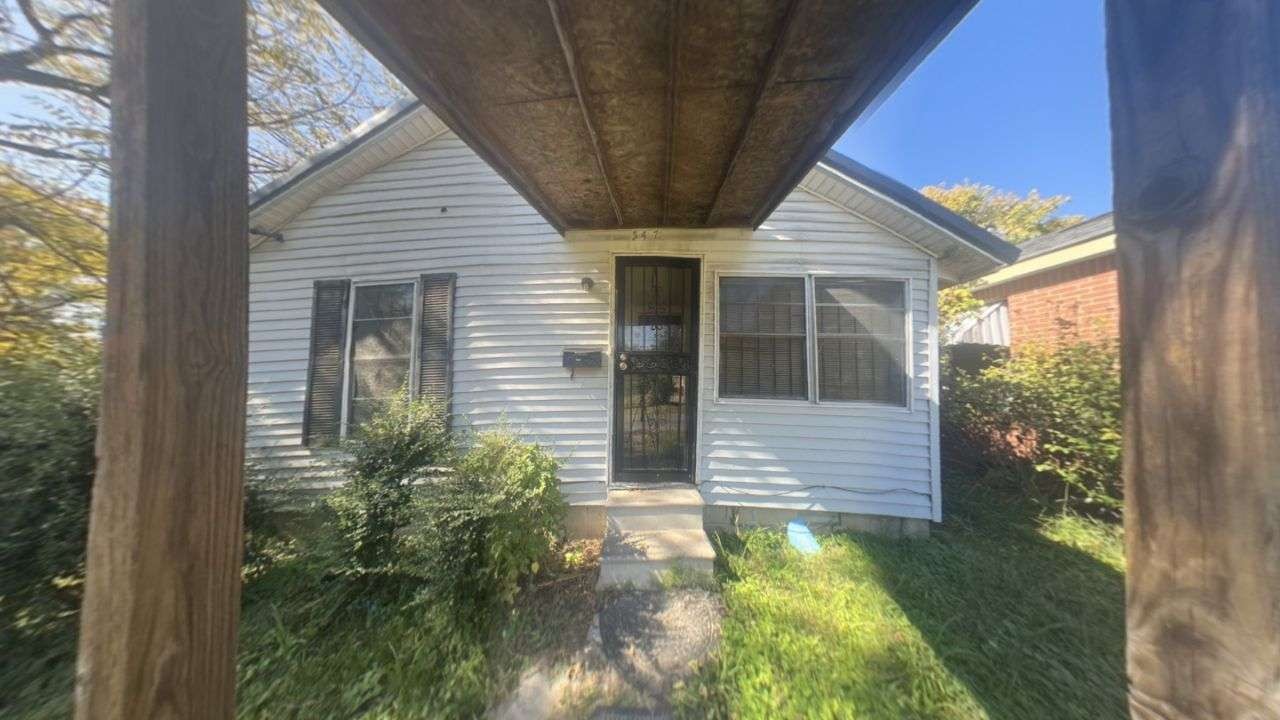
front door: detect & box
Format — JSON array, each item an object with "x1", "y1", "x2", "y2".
[{"x1": 612, "y1": 257, "x2": 700, "y2": 484}]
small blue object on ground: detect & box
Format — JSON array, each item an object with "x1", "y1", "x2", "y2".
[{"x1": 787, "y1": 518, "x2": 821, "y2": 555}]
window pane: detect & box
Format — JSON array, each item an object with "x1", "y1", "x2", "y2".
[
  {"x1": 348, "y1": 398, "x2": 391, "y2": 431},
  {"x1": 620, "y1": 374, "x2": 689, "y2": 471},
  {"x1": 351, "y1": 357, "x2": 411, "y2": 399},
  {"x1": 353, "y1": 283, "x2": 414, "y2": 319},
  {"x1": 346, "y1": 282, "x2": 415, "y2": 433},
  {"x1": 815, "y1": 278, "x2": 906, "y2": 404},
  {"x1": 621, "y1": 264, "x2": 693, "y2": 352},
  {"x1": 718, "y1": 277, "x2": 808, "y2": 400},
  {"x1": 352, "y1": 318, "x2": 413, "y2": 359}
]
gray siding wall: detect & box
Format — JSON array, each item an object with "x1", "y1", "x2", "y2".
[{"x1": 248, "y1": 132, "x2": 940, "y2": 519}]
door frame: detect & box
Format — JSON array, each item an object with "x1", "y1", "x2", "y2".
[{"x1": 609, "y1": 255, "x2": 702, "y2": 486}]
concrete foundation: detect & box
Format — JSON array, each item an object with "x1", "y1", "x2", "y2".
[
  {"x1": 565, "y1": 503, "x2": 606, "y2": 540},
  {"x1": 702, "y1": 505, "x2": 930, "y2": 539}
]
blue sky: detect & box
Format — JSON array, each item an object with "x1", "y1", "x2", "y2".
[{"x1": 834, "y1": 0, "x2": 1112, "y2": 218}]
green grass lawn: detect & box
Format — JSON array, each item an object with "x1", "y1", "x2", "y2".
[
  {"x1": 5, "y1": 482, "x2": 1124, "y2": 719},
  {"x1": 674, "y1": 482, "x2": 1126, "y2": 720},
  {"x1": 2, "y1": 540, "x2": 601, "y2": 720}
]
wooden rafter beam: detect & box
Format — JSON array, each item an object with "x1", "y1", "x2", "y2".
[
  {"x1": 704, "y1": 0, "x2": 802, "y2": 226},
  {"x1": 747, "y1": 0, "x2": 979, "y2": 228},
  {"x1": 661, "y1": 0, "x2": 682, "y2": 227},
  {"x1": 547, "y1": 0, "x2": 623, "y2": 226}
]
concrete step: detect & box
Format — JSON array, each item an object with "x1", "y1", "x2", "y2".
[
  {"x1": 597, "y1": 557, "x2": 715, "y2": 589},
  {"x1": 597, "y1": 528, "x2": 716, "y2": 590},
  {"x1": 606, "y1": 488, "x2": 704, "y2": 532}
]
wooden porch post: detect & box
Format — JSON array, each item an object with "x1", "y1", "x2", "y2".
[
  {"x1": 1106, "y1": 2, "x2": 1280, "y2": 718},
  {"x1": 75, "y1": 0, "x2": 248, "y2": 718}
]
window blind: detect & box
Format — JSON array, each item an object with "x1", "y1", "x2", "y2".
[
  {"x1": 718, "y1": 277, "x2": 808, "y2": 400},
  {"x1": 814, "y1": 278, "x2": 906, "y2": 405}
]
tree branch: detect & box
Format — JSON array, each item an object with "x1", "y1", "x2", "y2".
[
  {"x1": 0, "y1": 61, "x2": 108, "y2": 104},
  {"x1": 0, "y1": 137, "x2": 92, "y2": 161}
]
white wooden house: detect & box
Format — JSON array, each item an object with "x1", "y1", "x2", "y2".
[{"x1": 246, "y1": 100, "x2": 1015, "y2": 582}]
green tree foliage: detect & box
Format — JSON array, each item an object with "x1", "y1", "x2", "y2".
[
  {"x1": 925, "y1": 181, "x2": 1086, "y2": 338},
  {"x1": 0, "y1": 348, "x2": 98, "y2": 637},
  {"x1": 942, "y1": 340, "x2": 1122, "y2": 515},
  {"x1": 922, "y1": 182, "x2": 1085, "y2": 243},
  {"x1": 937, "y1": 284, "x2": 984, "y2": 339},
  {"x1": 0, "y1": 172, "x2": 105, "y2": 359}
]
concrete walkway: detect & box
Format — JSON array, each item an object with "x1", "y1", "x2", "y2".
[{"x1": 492, "y1": 588, "x2": 724, "y2": 719}]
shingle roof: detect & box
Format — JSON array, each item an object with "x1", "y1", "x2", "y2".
[{"x1": 1016, "y1": 212, "x2": 1115, "y2": 260}]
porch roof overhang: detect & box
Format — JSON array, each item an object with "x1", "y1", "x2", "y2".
[
  {"x1": 318, "y1": 0, "x2": 980, "y2": 232},
  {"x1": 249, "y1": 100, "x2": 1017, "y2": 282}
]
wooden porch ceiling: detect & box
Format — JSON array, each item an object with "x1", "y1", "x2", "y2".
[{"x1": 321, "y1": 0, "x2": 976, "y2": 231}]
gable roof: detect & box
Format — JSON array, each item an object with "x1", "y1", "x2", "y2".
[
  {"x1": 249, "y1": 99, "x2": 450, "y2": 237},
  {"x1": 249, "y1": 101, "x2": 1016, "y2": 281},
  {"x1": 806, "y1": 151, "x2": 1018, "y2": 282},
  {"x1": 973, "y1": 213, "x2": 1115, "y2": 290}
]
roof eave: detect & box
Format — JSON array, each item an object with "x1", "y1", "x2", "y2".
[{"x1": 811, "y1": 152, "x2": 1019, "y2": 282}]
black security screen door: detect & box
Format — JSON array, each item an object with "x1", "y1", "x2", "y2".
[{"x1": 613, "y1": 257, "x2": 700, "y2": 484}]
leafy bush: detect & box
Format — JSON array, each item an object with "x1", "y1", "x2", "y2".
[
  {"x1": 942, "y1": 340, "x2": 1122, "y2": 514},
  {"x1": 323, "y1": 393, "x2": 454, "y2": 572},
  {"x1": 0, "y1": 351, "x2": 98, "y2": 635},
  {"x1": 411, "y1": 429, "x2": 566, "y2": 616}
]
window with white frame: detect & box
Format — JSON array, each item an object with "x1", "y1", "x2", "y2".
[
  {"x1": 345, "y1": 281, "x2": 416, "y2": 432},
  {"x1": 717, "y1": 275, "x2": 908, "y2": 406},
  {"x1": 718, "y1": 277, "x2": 809, "y2": 400},
  {"x1": 814, "y1": 278, "x2": 907, "y2": 404}
]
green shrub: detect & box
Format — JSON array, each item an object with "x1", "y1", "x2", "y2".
[
  {"x1": 410, "y1": 429, "x2": 566, "y2": 617},
  {"x1": 0, "y1": 351, "x2": 98, "y2": 635},
  {"x1": 324, "y1": 393, "x2": 454, "y2": 573},
  {"x1": 241, "y1": 463, "x2": 301, "y2": 575},
  {"x1": 942, "y1": 340, "x2": 1122, "y2": 514}
]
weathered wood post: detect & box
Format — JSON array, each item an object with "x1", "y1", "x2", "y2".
[
  {"x1": 1106, "y1": 2, "x2": 1280, "y2": 717},
  {"x1": 75, "y1": 0, "x2": 248, "y2": 717}
]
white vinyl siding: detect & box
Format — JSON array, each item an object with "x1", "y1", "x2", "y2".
[{"x1": 247, "y1": 131, "x2": 940, "y2": 520}]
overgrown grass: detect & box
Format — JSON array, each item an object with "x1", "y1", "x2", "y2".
[
  {"x1": 6, "y1": 481, "x2": 1124, "y2": 719},
  {"x1": 2, "y1": 539, "x2": 600, "y2": 720},
  {"x1": 675, "y1": 482, "x2": 1126, "y2": 720}
]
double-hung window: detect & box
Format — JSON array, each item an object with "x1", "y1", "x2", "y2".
[
  {"x1": 345, "y1": 281, "x2": 417, "y2": 432},
  {"x1": 717, "y1": 275, "x2": 908, "y2": 406}
]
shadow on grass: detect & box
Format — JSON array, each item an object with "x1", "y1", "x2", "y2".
[{"x1": 854, "y1": 479, "x2": 1126, "y2": 720}]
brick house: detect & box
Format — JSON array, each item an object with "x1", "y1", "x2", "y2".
[{"x1": 953, "y1": 213, "x2": 1117, "y2": 350}]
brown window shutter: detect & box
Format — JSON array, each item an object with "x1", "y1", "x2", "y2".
[
  {"x1": 302, "y1": 279, "x2": 351, "y2": 446},
  {"x1": 417, "y1": 273, "x2": 457, "y2": 415}
]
